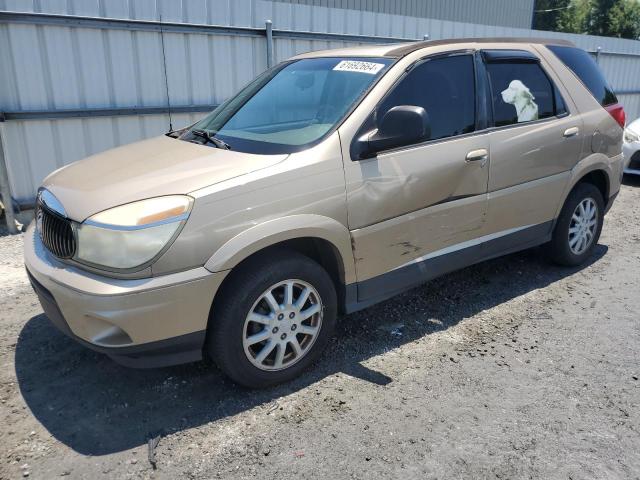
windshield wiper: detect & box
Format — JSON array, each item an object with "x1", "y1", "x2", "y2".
[{"x1": 191, "y1": 129, "x2": 230, "y2": 150}]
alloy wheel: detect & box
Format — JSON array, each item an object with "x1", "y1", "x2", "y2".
[
  {"x1": 568, "y1": 197, "x2": 598, "y2": 255},
  {"x1": 242, "y1": 279, "x2": 323, "y2": 371}
]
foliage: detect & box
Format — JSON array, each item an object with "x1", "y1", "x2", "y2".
[
  {"x1": 534, "y1": 0, "x2": 572, "y2": 30},
  {"x1": 607, "y1": 0, "x2": 640, "y2": 38},
  {"x1": 556, "y1": 0, "x2": 591, "y2": 33},
  {"x1": 534, "y1": 0, "x2": 640, "y2": 39}
]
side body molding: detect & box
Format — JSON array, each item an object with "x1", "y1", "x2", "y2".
[{"x1": 204, "y1": 214, "x2": 357, "y2": 285}]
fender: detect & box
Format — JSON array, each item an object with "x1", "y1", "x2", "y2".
[
  {"x1": 552, "y1": 151, "x2": 622, "y2": 220},
  {"x1": 204, "y1": 214, "x2": 357, "y2": 285}
]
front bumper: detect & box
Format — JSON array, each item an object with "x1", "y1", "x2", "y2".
[
  {"x1": 623, "y1": 141, "x2": 640, "y2": 175},
  {"x1": 24, "y1": 223, "x2": 227, "y2": 368}
]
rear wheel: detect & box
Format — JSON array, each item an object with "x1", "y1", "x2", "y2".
[
  {"x1": 548, "y1": 182, "x2": 604, "y2": 266},
  {"x1": 207, "y1": 249, "x2": 337, "y2": 388}
]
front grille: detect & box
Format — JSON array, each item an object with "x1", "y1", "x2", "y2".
[{"x1": 37, "y1": 203, "x2": 76, "y2": 259}]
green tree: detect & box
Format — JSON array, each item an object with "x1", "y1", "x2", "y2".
[
  {"x1": 587, "y1": 0, "x2": 618, "y2": 36},
  {"x1": 534, "y1": 0, "x2": 640, "y2": 39},
  {"x1": 557, "y1": 0, "x2": 591, "y2": 33},
  {"x1": 534, "y1": 0, "x2": 572, "y2": 30},
  {"x1": 607, "y1": 0, "x2": 640, "y2": 38}
]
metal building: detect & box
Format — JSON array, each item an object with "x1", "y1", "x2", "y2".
[
  {"x1": 274, "y1": 0, "x2": 536, "y2": 28},
  {"x1": 0, "y1": 0, "x2": 639, "y2": 221}
]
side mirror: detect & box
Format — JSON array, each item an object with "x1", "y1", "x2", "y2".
[{"x1": 353, "y1": 105, "x2": 430, "y2": 160}]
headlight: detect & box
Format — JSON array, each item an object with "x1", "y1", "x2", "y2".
[
  {"x1": 75, "y1": 196, "x2": 193, "y2": 270},
  {"x1": 624, "y1": 128, "x2": 640, "y2": 143}
]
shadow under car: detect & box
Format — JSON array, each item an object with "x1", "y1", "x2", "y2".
[{"x1": 14, "y1": 244, "x2": 607, "y2": 455}]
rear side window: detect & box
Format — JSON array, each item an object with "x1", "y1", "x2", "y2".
[
  {"x1": 547, "y1": 45, "x2": 617, "y2": 107},
  {"x1": 486, "y1": 62, "x2": 558, "y2": 127},
  {"x1": 377, "y1": 54, "x2": 476, "y2": 141}
]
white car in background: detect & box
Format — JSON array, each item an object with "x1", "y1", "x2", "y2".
[{"x1": 623, "y1": 118, "x2": 640, "y2": 175}]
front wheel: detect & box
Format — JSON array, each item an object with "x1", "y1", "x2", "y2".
[
  {"x1": 207, "y1": 249, "x2": 337, "y2": 388},
  {"x1": 547, "y1": 182, "x2": 604, "y2": 266}
]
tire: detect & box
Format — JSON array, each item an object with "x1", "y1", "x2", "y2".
[
  {"x1": 547, "y1": 182, "x2": 604, "y2": 267},
  {"x1": 207, "y1": 249, "x2": 337, "y2": 388}
]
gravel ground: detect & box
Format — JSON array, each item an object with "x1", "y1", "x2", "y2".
[{"x1": 1, "y1": 178, "x2": 639, "y2": 480}]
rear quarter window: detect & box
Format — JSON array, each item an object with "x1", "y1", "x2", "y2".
[{"x1": 547, "y1": 45, "x2": 617, "y2": 107}]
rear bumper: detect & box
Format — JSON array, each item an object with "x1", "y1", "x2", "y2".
[{"x1": 24, "y1": 223, "x2": 227, "y2": 368}]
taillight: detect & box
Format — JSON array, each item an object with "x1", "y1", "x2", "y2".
[{"x1": 605, "y1": 103, "x2": 626, "y2": 128}]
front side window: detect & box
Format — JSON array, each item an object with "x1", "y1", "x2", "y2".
[
  {"x1": 181, "y1": 57, "x2": 393, "y2": 154},
  {"x1": 486, "y1": 62, "x2": 558, "y2": 127},
  {"x1": 376, "y1": 54, "x2": 476, "y2": 142}
]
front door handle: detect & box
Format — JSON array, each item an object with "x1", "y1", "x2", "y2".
[
  {"x1": 466, "y1": 149, "x2": 488, "y2": 166},
  {"x1": 563, "y1": 127, "x2": 580, "y2": 138}
]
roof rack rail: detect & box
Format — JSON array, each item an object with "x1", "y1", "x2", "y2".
[{"x1": 388, "y1": 37, "x2": 575, "y2": 57}]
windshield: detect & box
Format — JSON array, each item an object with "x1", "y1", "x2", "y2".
[{"x1": 180, "y1": 57, "x2": 394, "y2": 154}]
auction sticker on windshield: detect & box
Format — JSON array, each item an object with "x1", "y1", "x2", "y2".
[{"x1": 333, "y1": 60, "x2": 386, "y2": 74}]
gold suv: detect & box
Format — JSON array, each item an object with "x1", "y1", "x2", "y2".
[{"x1": 25, "y1": 38, "x2": 625, "y2": 387}]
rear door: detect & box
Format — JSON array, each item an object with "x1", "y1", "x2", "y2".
[
  {"x1": 343, "y1": 52, "x2": 490, "y2": 299},
  {"x1": 482, "y1": 49, "x2": 583, "y2": 251}
]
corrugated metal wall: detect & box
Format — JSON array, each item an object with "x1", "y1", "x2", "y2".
[
  {"x1": 1, "y1": 0, "x2": 639, "y2": 204},
  {"x1": 274, "y1": 0, "x2": 536, "y2": 29}
]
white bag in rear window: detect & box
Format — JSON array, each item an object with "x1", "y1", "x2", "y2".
[
  {"x1": 500, "y1": 80, "x2": 539, "y2": 123},
  {"x1": 333, "y1": 60, "x2": 385, "y2": 75}
]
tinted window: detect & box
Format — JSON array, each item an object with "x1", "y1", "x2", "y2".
[
  {"x1": 547, "y1": 45, "x2": 617, "y2": 107},
  {"x1": 486, "y1": 62, "x2": 556, "y2": 127},
  {"x1": 377, "y1": 54, "x2": 476, "y2": 142}
]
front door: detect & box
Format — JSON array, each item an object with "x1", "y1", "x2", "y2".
[{"x1": 342, "y1": 53, "x2": 490, "y2": 301}]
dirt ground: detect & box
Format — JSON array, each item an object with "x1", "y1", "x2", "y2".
[{"x1": 1, "y1": 178, "x2": 639, "y2": 480}]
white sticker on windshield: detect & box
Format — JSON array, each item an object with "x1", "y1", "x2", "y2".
[{"x1": 333, "y1": 60, "x2": 385, "y2": 75}]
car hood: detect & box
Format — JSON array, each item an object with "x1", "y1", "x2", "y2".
[
  {"x1": 627, "y1": 118, "x2": 640, "y2": 135},
  {"x1": 42, "y1": 135, "x2": 288, "y2": 221}
]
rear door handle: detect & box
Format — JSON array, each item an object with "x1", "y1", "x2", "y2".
[
  {"x1": 466, "y1": 149, "x2": 488, "y2": 166},
  {"x1": 563, "y1": 127, "x2": 580, "y2": 138}
]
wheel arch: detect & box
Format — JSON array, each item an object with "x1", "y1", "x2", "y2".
[
  {"x1": 204, "y1": 214, "x2": 356, "y2": 310},
  {"x1": 555, "y1": 153, "x2": 615, "y2": 221},
  {"x1": 577, "y1": 169, "x2": 609, "y2": 204}
]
